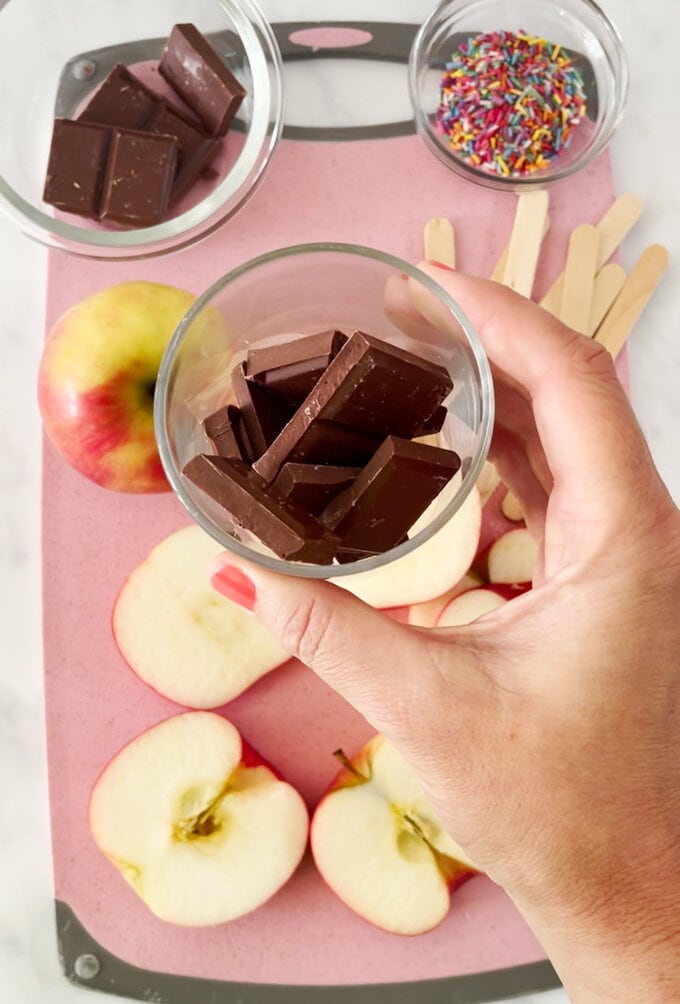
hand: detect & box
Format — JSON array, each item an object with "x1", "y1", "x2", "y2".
[{"x1": 211, "y1": 266, "x2": 680, "y2": 1002}]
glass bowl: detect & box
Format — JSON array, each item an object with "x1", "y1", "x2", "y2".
[
  {"x1": 154, "y1": 243, "x2": 494, "y2": 579},
  {"x1": 0, "y1": 0, "x2": 282, "y2": 259},
  {"x1": 409, "y1": 0, "x2": 628, "y2": 192}
]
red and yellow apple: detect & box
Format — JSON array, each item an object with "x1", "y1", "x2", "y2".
[
  {"x1": 89, "y1": 711, "x2": 309, "y2": 926},
  {"x1": 38, "y1": 281, "x2": 196, "y2": 492},
  {"x1": 310, "y1": 735, "x2": 478, "y2": 935}
]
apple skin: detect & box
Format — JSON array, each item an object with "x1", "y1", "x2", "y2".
[{"x1": 38, "y1": 281, "x2": 196, "y2": 493}]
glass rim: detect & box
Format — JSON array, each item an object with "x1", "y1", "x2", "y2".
[
  {"x1": 407, "y1": 0, "x2": 629, "y2": 192},
  {"x1": 0, "y1": 0, "x2": 284, "y2": 258},
  {"x1": 154, "y1": 241, "x2": 495, "y2": 579}
]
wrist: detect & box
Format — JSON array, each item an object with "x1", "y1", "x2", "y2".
[{"x1": 511, "y1": 852, "x2": 680, "y2": 1002}]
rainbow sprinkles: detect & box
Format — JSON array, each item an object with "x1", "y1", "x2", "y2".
[{"x1": 437, "y1": 29, "x2": 587, "y2": 178}]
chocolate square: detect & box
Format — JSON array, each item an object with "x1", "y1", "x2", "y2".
[
  {"x1": 78, "y1": 64, "x2": 159, "y2": 130},
  {"x1": 159, "y1": 23, "x2": 246, "y2": 136},
  {"x1": 43, "y1": 119, "x2": 112, "y2": 219},
  {"x1": 99, "y1": 129, "x2": 178, "y2": 227},
  {"x1": 145, "y1": 102, "x2": 221, "y2": 202}
]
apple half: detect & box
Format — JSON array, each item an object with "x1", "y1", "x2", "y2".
[
  {"x1": 89, "y1": 711, "x2": 309, "y2": 926},
  {"x1": 311, "y1": 736, "x2": 478, "y2": 935},
  {"x1": 113, "y1": 525, "x2": 290, "y2": 708}
]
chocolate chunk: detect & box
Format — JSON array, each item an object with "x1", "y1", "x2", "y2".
[
  {"x1": 271, "y1": 463, "x2": 360, "y2": 516},
  {"x1": 159, "y1": 23, "x2": 246, "y2": 137},
  {"x1": 43, "y1": 119, "x2": 112, "y2": 218},
  {"x1": 99, "y1": 129, "x2": 177, "y2": 227},
  {"x1": 145, "y1": 102, "x2": 221, "y2": 202},
  {"x1": 334, "y1": 545, "x2": 385, "y2": 564},
  {"x1": 183, "y1": 455, "x2": 340, "y2": 563},
  {"x1": 253, "y1": 331, "x2": 452, "y2": 483},
  {"x1": 255, "y1": 419, "x2": 380, "y2": 483},
  {"x1": 78, "y1": 64, "x2": 158, "y2": 130},
  {"x1": 414, "y1": 404, "x2": 447, "y2": 437},
  {"x1": 320, "y1": 436, "x2": 461, "y2": 553},
  {"x1": 231, "y1": 364, "x2": 295, "y2": 460},
  {"x1": 203, "y1": 404, "x2": 253, "y2": 461},
  {"x1": 246, "y1": 331, "x2": 348, "y2": 404}
]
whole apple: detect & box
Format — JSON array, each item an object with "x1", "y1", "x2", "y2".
[{"x1": 38, "y1": 281, "x2": 196, "y2": 493}]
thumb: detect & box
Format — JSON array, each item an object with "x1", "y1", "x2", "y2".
[{"x1": 210, "y1": 554, "x2": 469, "y2": 743}]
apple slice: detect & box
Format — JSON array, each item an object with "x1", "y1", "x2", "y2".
[
  {"x1": 89, "y1": 711, "x2": 309, "y2": 926},
  {"x1": 482, "y1": 527, "x2": 538, "y2": 585},
  {"x1": 331, "y1": 486, "x2": 482, "y2": 608},
  {"x1": 407, "y1": 571, "x2": 481, "y2": 628},
  {"x1": 113, "y1": 525, "x2": 289, "y2": 708},
  {"x1": 436, "y1": 587, "x2": 508, "y2": 627},
  {"x1": 500, "y1": 490, "x2": 525, "y2": 522},
  {"x1": 311, "y1": 736, "x2": 478, "y2": 935},
  {"x1": 477, "y1": 460, "x2": 500, "y2": 506}
]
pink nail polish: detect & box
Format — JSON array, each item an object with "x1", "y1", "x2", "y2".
[{"x1": 210, "y1": 564, "x2": 256, "y2": 611}]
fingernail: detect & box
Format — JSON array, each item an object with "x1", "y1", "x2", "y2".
[
  {"x1": 210, "y1": 562, "x2": 256, "y2": 611},
  {"x1": 427, "y1": 260, "x2": 456, "y2": 272}
]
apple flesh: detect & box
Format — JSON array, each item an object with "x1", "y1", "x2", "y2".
[
  {"x1": 113, "y1": 525, "x2": 290, "y2": 708},
  {"x1": 89, "y1": 711, "x2": 309, "y2": 926},
  {"x1": 407, "y1": 571, "x2": 481, "y2": 628},
  {"x1": 311, "y1": 735, "x2": 478, "y2": 935},
  {"x1": 436, "y1": 586, "x2": 508, "y2": 627},
  {"x1": 500, "y1": 490, "x2": 525, "y2": 522},
  {"x1": 331, "y1": 486, "x2": 482, "y2": 609},
  {"x1": 483, "y1": 527, "x2": 538, "y2": 585},
  {"x1": 38, "y1": 281, "x2": 199, "y2": 492}
]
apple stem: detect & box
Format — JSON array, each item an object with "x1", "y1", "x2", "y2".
[{"x1": 333, "y1": 748, "x2": 368, "y2": 780}]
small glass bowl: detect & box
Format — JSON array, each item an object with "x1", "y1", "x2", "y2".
[
  {"x1": 154, "y1": 243, "x2": 494, "y2": 579},
  {"x1": 409, "y1": 0, "x2": 628, "y2": 192},
  {"x1": 0, "y1": 0, "x2": 283, "y2": 259}
]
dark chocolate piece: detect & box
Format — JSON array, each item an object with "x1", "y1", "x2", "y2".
[
  {"x1": 246, "y1": 331, "x2": 348, "y2": 404},
  {"x1": 414, "y1": 404, "x2": 448, "y2": 437},
  {"x1": 78, "y1": 64, "x2": 158, "y2": 130},
  {"x1": 203, "y1": 404, "x2": 252, "y2": 461},
  {"x1": 99, "y1": 129, "x2": 177, "y2": 227},
  {"x1": 159, "y1": 23, "x2": 246, "y2": 137},
  {"x1": 271, "y1": 463, "x2": 360, "y2": 516},
  {"x1": 145, "y1": 102, "x2": 221, "y2": 202},
  {"x1": 43, "y1": 119, "x2": 112, "y2": 219},
  {"x1": 256, "y1": 419, "x2": 380, "y2": 482},
  {"x1": 231, "y1": 363, "x2": 294, "y2": 460},
  {"x1": 334, "y1": 545, "x2": 385, "y2": 564},
  {"x1": 320, "y1": 436, "x2": 461, "y2": 553},
  {"x1": 253, "y1": 331, "x2": 453, "y2": 483},
  {"x1": 183, "y1": 455, "x2": 340, "y2": 563}
]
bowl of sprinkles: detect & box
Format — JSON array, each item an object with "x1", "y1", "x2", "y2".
[{"x1": 409, "y1": 0, "x2": 628, "y2": 190}]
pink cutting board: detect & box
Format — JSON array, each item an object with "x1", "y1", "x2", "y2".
[{"x1": 42, "y1": 42, "x2": 624, "y2": 997}]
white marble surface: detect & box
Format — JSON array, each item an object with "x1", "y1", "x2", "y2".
[{"x1": 0, "y1": 0, "x2": 677, "y2": 1001}]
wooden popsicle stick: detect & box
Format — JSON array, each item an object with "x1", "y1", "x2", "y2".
[
  {"x1": 540, "y1": 193, "x2": 643, "y2": 315},
  {"x1": 594, "y1": 244, "x2": 669, "y2": 358},
  {"x1": 491, "y1": 216, "x2": 550, "y2": 284},
  {"x1": 501, "y1": 190, "x2": 549, "y2": 298},
  {"x1": 587, "y1": 263, "x2": 626, "y2": 336},
  {"x1": 559, "y1": 224, "x2": 600, "y2": 333},
  {"x1": 424, "y1": 217, "x2": 456, "y2": 267}
]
